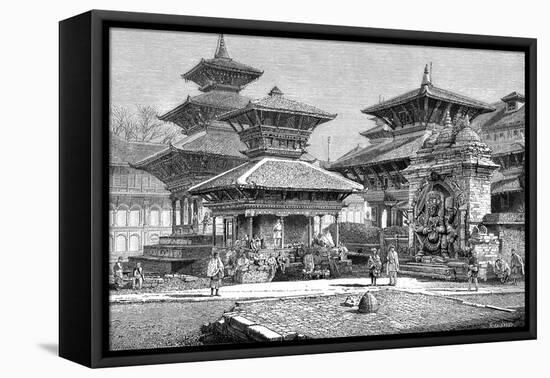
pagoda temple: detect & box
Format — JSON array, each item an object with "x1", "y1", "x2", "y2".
[
  {"x1": 132, "y1": 35, "x2": 264, "y2": 235},
  {"x1": 189, "y1": 87, "x2": 363, "y2": 257},
  {"x1": 128, "y1": 35, "x2": 265, "y2": 272},
  {"x1": 129, "y1": 35, "x2": 321, "y2": 273},
  {"x1": 329, "y1": 65, "x2": 496, "y2": 228}
]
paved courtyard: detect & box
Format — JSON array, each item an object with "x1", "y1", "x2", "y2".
[
  {"x1": 225, "y1": 290, "x2": 524, "y2": 341},
  {"x1": 109, "y1": 277, "x2": 525, "y2": 350}
]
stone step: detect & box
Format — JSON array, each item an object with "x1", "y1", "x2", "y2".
[
  {"x1": 403, "y1": 262, "x2": 453, "y2": 268},
  {"x1": 400, "y1": 264, "x2": 453, "y2": 274},
  {"x1": 399, "y1": 269, "x2": 455, "y2": 281}
]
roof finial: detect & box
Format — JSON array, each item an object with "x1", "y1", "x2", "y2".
[
  {"x1": 214, "y1": 34, "x2": 230, "y2": 59},
  {"x1": 269, "y1": 86, "x2": 284, "y2": 96},
  {"x1": 421, "y1": 64, "x2": 431, "y2": 86}
]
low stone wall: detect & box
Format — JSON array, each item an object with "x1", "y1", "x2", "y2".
[
  {"x1": 483, "y1": 212, "x2": 525, "y2": 261},
  {"x1": 471, "y1": 232, "x2": 500, "y2": 281}
]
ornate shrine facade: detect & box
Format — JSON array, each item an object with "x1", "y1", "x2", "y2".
[{"x1": 329, "y1": 65, "x2": 496, "y2": 229}]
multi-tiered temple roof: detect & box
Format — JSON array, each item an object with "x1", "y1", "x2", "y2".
[
  {"x1": 189, "y1": 87, "x2": 362, "y2": 217},
  {"x1": 329, "y1": 65, "x2": 497, "y2": 227},
  {"x1": 158, "y1": 35, "x2": 263, "y2": 134},
  {"x1": 330, "y1": 65, "x2": 496, "y2": 176},
  {"x1": 133, "y1": 35, "x2": 264, "y2": 195}
]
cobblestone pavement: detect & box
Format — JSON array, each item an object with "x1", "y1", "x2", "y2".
[
  {"x1": 445, "y1": 293, "x2": 525, "y2": 308},
  {"x1": 109, "y1": 300, "x2": 235, "y2": 351},
  {"x1": 230, "y1": 291, "x2": 524, "y2": 340}
]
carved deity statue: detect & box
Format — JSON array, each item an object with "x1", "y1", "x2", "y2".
[{"x1": 414, "y1": 190, "x2": 459, "y2": 258}]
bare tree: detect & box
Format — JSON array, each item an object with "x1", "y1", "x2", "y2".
[
  {"x1": 111, "y1": 105, "x2": 135, "y2": 141},
  {"x1": 110, "y1": 104, "x2": 182, "y2": 144}
]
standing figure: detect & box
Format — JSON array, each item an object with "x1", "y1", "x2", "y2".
[
  {"x1": 259, "y1": 233, "x2": 265, "y2": 249},
  {"x1": 202, "y1": 211, "x2": 210, "y2": 235},
  {"x1": 253, "y1": 234, "x2": 261, "y2": 251},
  {"x1": 273, "y1": 220, "x2": 283, "y2": 248},
  {"x1": 386, "y1": 245, "x2": 400, "y2": 286},
  {"x1": 112, "y1": 257, "x2": 124, "y2": 290},
  {"x1": 467, "y1": 248, "x2": 479, "y2": 291},
  {"x1": 367, "y1": 248, "x2": 382, "y2": 286},
  {"x1": 494, "y1": 257, "x2": 510, "y2": 284},
  {"x1": 303, "y1": 253, "x2": 315, "y2": 279},
  {"x1": 207, "y1": 251, "x2": 224, "y2": 296},
  {"x1": 510, "y1": 249, "x2": 525, "y2": 285},
  {"x1": 132, "y1": 262, "x2": 144, "y2": 290},
  {"x1": 276, "y1": 252, "x2": 288, "y2": 274}
]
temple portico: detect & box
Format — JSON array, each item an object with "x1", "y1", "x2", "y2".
[{"x1": 169, "y1": 194, "x2": 204, "y2": 235}]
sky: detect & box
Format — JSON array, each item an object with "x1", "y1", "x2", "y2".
[{"x1": 110, "y1": 28, "x2": 524, "y2": 161}]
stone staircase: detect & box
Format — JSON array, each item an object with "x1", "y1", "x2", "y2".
[{"x1": 399, "y1": 259, "x2": 469, "y2": 281}]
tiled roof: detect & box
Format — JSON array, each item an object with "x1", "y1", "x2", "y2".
[
  {"x1": 201, "y1": 57, "x2": 263, "y2": 75},
  {"x1": 110, "y1": 134, "x2": 168, "y2": 166},
  {"x1": 492, "y1": 176, "x2": 522, "y2": 194},
  {"x1": 501, "y1": 91, "x2": 525, "y2": 102},
  {"x1": 159, "y1": 91, "x2": 251, "y2": 122},
  {"x1": 470, "y1": 101, "x2": 525, "y2": 132},
  {"x1": 329, "y1": 135, "x2": 425, "y2": 169},
  {"x1": 189, "y1": 158, "x2": 363, "y2": 193},
  {"x1": 362, "y1": 84, "x2": 495, "y2": 114},
  {"x1": 182, "y1": 57, "x2": 263, "y2": 83},
  {"x1": 488, "y1": 141, "x2": 525, "y2": 156},
  {"x1": 220, "y1": 88, "x2": 337, "y2": 120},
  {"x1": 359, "y1": 123, "x2": 392, "y2": 139},
  {"x1": 132, "y1": 124, "x2": 320, "y2": 167},
  {"x1": 174, "y1": 128, "x2": 247, "y2": 159}
]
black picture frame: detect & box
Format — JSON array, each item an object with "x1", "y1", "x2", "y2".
[{"x1": 59, "y1": 9, "x2": 537, "y2": 368}]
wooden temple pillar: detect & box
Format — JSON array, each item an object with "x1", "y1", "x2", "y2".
[
  {"x1": 187, "y1": 197, "x2": 193, "y2": 225},
  {"x1": 170, "y1": 198, "x2": 177, "y2": 234},
  {"x1": 307, "y1": 216, "x2": 313, "y2": 247},
  {"x1": 334, "y1": 213, "x2": 340, "y2": 247},
  {"x1": 179, "y1": 198, "x2": 185, "y2": 228},
  {"x1": 247, "y1": 216, "x2": 253, "y2": 238},
  {"x1": 193, "y1": 199, "x2": 199, "y2": 228},
  {"x1": 280, "y1": 216, "x2": 285, "y2": 248},
  {"x1": 318, "y1": 214, "x2": 324, "y2": 234},
  {"x1": 231, "y1": 216, "x2": 237, "y2": 246},
  {"x1": 212, "y1": 216, "x2": 217, "y2": 246},
  {"x1": 222, "y1": 218, "x2": 227, "y2": 247}
]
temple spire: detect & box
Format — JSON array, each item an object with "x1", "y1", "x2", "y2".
[
  {"x1": 421, "y1": 64, "x2": 431, "y2": 87},
  {"x1": 214, "y1": 34, "x2": 230, "y2": 59}
]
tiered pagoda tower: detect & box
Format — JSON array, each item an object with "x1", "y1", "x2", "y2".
[
  {"x1": 129, "y1": 35, "x2": 266, "y2": 273},
  {"x1": 132, "y1": 34, "x2": 264, "y2": 236},
  {"x1": 329, "y1": 65, "x2": 496, "y2": 228},
  {"x1": 189, "y1": 87, "x2": 363, "y2": 249}
]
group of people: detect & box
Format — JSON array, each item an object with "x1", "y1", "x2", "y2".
[
  {"x1": 242, "y1": 234, "x2": 265, "y2": 251},
  {"x1": 111, "y1": 257, "x2": 145, "y2": 290},
  {"x1": 366, "y1": 245, "x2": 400, "y2": 286},
  {"x1": 466, "y1": 248, "x2": 524, "y2": 291}
]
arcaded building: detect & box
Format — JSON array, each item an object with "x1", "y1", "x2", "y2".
[{"x1": 109, "y1": 135, "x2": 173, "y2": 262}]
